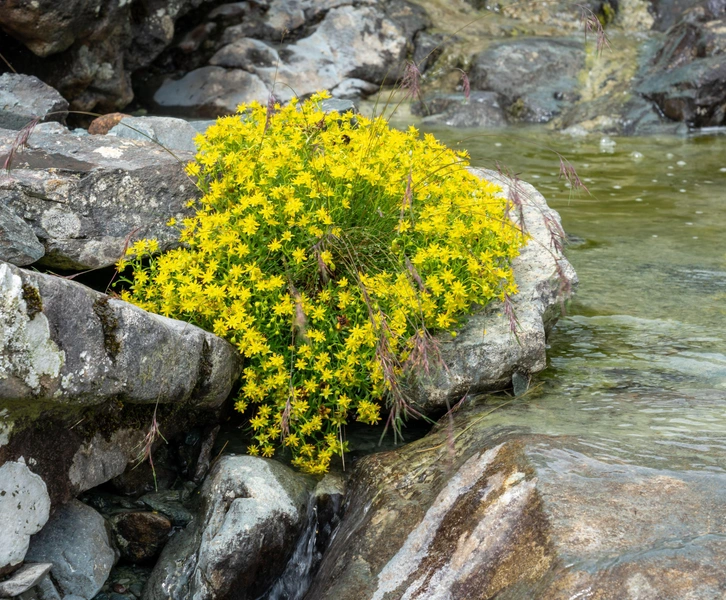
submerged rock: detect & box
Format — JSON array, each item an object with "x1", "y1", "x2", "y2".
[
  {"x1": 305, "y1": 401, "x2": 726, "y2": 599},
  {"x1": 143, "y1": 455, "x2": 313, "y2": 600},
  {"x1": 24, "y1": 499, "x2": 116, "y2": 600},
  {"x1": 0, "y1": 125, "x2": 196, "y2": 271},
  {"x1": 408, "y1": 170, "x2": 577, "y2": 414}
]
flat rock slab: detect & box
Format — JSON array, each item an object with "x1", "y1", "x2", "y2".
[
  {"x1": 305, "y1": 403, "x2": 726, "y2": 600},
  {"x1": 0, "y1": 202, "x2": 44, "y2": 266},
  {"x1": 0, "y1": 125, "x2": 197, "y2": 270},
  {"x1": 0, "y1": 562, "x2": 53, "y2": 596},
  {"x1": 408, "y1": 170, "x2": 577, "y2": 414}
]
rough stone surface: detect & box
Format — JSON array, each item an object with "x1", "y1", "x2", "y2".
[
  {"x1": 151, "y1": 3, "x2": 408, "y2": 113},
  {"x1": 0, "y1": 74, "x2": 68, "y2": 131},
  {"x1": 408, "y1": 170, "x2": 577, "y2": 414},
  {"x1": 0, "y1": 459, "x2": 51, "y2": 573},
  {"x1": 637, "y1": 15, "x2": 726, "y2": 127},
  {"x1": 0, "y1": 202, "x2": 45, "y2": 266},
  {"x1": 108, "y1": 511, "x2": 173, "y2": 564},
  {"x1": 469, "y1": 38, "x2": 585, "y2": 123},
  {"x1": 0, "y1": 124, "x2": 196, "y2": 270},
  {"x1": 0, "y1": 260, "x2": 241, "y2": 409},
  {"x1": 143, "y1": 455, "x2": 313, "y2": 600},
  {"x1": 416, "y1": 92, "x2": 508, "y2": 128},
  {"x1": 24, "y1": 500, "x2": 116, "y2": 600},
  {"x1": 108, "y1": 116, "x2": 198, "y2": 153},
  {"x1": 0, "y1": 562, "x2": 53, "y2": 596},
  {"x1": 305, "y1": 403, "x2": 726, "y2": 600},
  {"x1": 0, "y1": 0, "x2": 212, "y2": 113}
]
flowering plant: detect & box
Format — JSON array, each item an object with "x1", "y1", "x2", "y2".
[{"x1": 119, "y1": 91, "x2": 524, "y2": 473}]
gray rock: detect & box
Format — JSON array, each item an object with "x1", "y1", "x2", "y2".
[
  {"x1": 306, "y1": 403, "x2": 726, "y2": 599},
  {"x1": 0, "y1": 459, "x2": 51, "y2": 573},
  {"x1": 0, "y1": 74, "x2": 68, "y2": 131},
  {"x1": 153, "y1": 4, "x2": 407, "y2": 112},
  {"x1": 469, "y1": 37, "x2": 585, "y2": 123},
  {"x1": 143, "y1": 455, "x2": 313, "y2": 600},
  {"x1": 0, "y1": 125, "x2": 196, "y2": 271},
  {"x1": 209, "y1": 38, "x2": 280, "y2": 69},
  {"x1": 152, "y1": 66, "x2": 270, "y2": 117},
  {"x1": 0, "y1": 563, "x2": 53, "y2": 596},
  {"x1": 25, "y1": 500, "x2": 116, "y2": 599},
  {"x1": 637, "y1": 17, "x2": 726, "y2": 127},
  {"x1": 255, "y1": 5, "x2": 408, "y2": 102},
  {"x1": 0, "y1": 260, "x2": 241, "y2": 409},
  {"x1": 0, "y1": 203, "x2": 45, "y2": 266},
  {"x1": 408, "y1": 170, "x2": 577, "y2": 414},
  {"x1": 418, "y1": 92, "x2": 508, "y2": 128},
  {"x1": 108, "y1": 116, "x2": 198, "y2": 153}
]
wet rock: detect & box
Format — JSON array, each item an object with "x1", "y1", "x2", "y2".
[
  {"x1": 88, "y1": 113, "x2": 131, "y2": 136},
  {"x1": 108, "y1": 116, "x2": 198, "y2": 153},
  {"x1": 0, "y1": 203, "x2": 45, "y2": 267},
  {"x1": 407, "y1": 170, "x2": 577, "y2": 414},
  {"x1": 0, "y1": 563, "x2": 53, "y2": 596},
  {"x1": 637, "y1": 16, "x2": 726, "y2": 127},
  {"x1": 0, "y1": 124, "x2": 196, "y2": 270},
  {"x1": 0, "y1": 459, "x2": 51, "y2": 574},
  {"x1": 306, "y1": 402, "x2": 726, "y2": 599},
  {"x1": 0, "y1": 74, "x2": 68, "y2": 131},
  {"x1": 143, "y1": 455, "x2": 313, "y2": 600},
  {"x1": 25, "y1": 500, "x2": 116, "y2": 599},
  {"x1": 469, "y1": 37, "x2": 585, "y2": 123},
  {"x1": 417, "y1": 92, "x2": 508, "y2": 128},
  {"x1": 0, "y1": 0, "x2": 211, "y2": 113},
  {"x1": 108, "y1": 511, "x2": 172, "y2": 564},
  {"x1": 138, "y1": 489, "x2": 195, "y2": 527}
]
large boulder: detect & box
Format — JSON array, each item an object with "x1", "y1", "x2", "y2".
[
  {"x1": 305, "y1": 402, "x2": 726, "y2": 600},
  {"x1": 143, "y1": 455, "x2": 314, "y2": 600},
  {"x1": 0, "y1": 124, "x2": 196, "y2": 270},
  {"x1": 0, "y1": 0, "x2": 213, "y2": 113},
  {"x1": 0, "y1": 73, "x2": 68, "y2": 131},
  {"x1": 408, "y1": 169, "x2": 577, "y2": 414},
  {"x1": 24, "y1": 500, "x2": 116, "y2": 600},
  {"x1": 469, "y1": 38, "x2": 585, "y2": 123},
  {"x1": 0, "y1": 260, "x2": 242, "y2": 505}
]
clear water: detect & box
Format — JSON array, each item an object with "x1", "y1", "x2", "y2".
[{"x1": 419, "y1": 124, "x2": 726, "y2": 473}]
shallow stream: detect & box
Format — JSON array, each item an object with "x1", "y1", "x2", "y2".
[{"x1": 426, "y1": 125, "x2": 726, "y2": 473}]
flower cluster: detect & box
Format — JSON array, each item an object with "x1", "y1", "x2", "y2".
[{"x1": 119, "y1": 91, "x2": 524, "y2": 473}]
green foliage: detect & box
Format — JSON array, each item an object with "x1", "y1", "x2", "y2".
[{"x1": 119, "y1": 91, "x2": 524, "y2": 473}]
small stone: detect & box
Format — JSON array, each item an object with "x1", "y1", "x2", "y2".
[{"x1": 88, "y1": 113, "x2": 131, "y2": 135}]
